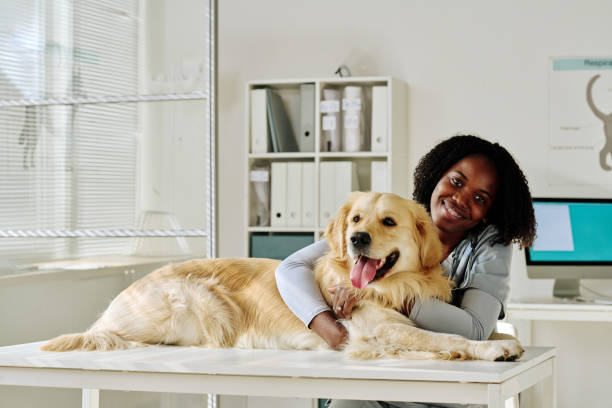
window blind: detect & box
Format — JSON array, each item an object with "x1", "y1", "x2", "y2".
[{"x1": 0, "y1": 0, "x2": 215, "y2": 270}]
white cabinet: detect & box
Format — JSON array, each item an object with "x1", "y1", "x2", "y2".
[{"x1": 245, "y1": 77, "x2": 408, "y2": 258}]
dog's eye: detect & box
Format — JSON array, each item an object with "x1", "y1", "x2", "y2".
[
  {"x1": 382, "y1": 217, "x2": 396, "y2": 227},
  {"x1": 352, "y1": 215, "x2": 360, "y2": 223}
]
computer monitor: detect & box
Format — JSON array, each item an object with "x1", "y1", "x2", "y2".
[{"x1": 525, "y1": 198, "x2": 612, "y2": 298}]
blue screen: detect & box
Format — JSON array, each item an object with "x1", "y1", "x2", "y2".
[{"x1": 528, "y1": 201, "x2": 612, "y2": 263}]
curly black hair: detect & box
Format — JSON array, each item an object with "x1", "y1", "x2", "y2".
[{"x1": 412, "y1": 135, "x2": 536, "y2": 248}]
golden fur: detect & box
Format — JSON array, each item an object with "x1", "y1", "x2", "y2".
[{"x1": 41, "y1": 192, "x2": 523, "y2": 361}]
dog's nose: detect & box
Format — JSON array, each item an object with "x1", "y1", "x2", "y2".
[{"x1": 350, "y1": 232, "x2": 371, "y2": 249}]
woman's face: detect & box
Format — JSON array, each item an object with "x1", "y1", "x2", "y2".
[{"x1": 429, "y1": 154, "x2": 498, "y2": 237}]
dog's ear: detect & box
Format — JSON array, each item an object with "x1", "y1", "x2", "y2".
[
  {"x1": 325, "y1": 192, "x2": 361, "y2": 259},
  {"x1": 413, "y1": 204, "x2": 443, "y2": 268}
]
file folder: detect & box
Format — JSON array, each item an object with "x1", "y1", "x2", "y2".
[
  {"x1": 301, "y1": 162, "x2": 315, "y2": 227},
  {"x1": 250, "y1": 89, "x2": 269, "y2": 153},
  {"x1": 371, "y1": 86, "x2": 388, "y2": 152},
  {"x1": 335, "y1": 161, "x2": 360, "y2": 212},
  {"x1": 299, "y1": 84, "x2": 315, "y2": 152},
  {"x1": 370, "y1": 161, "x2": 389, "y2": 193},
  {"x1": 319, "y1": 162, "x2": 336, "y2": 228},
  {"x1": 342, "y1": 86, "x2": 365, "y2": 152},
  {"x1": 271, "y1": 162, "x2": 288, "y2": 227},
  {"x1": 286, "y1": 162, "x2": 302, "y2": 227},
  {"x1": 267, "y1": 89, "x2": 298, "y2": 152},
  {"x1": 321, "y1": 88, "x2": 342, "y2": 152},
  {"x1": 249, "y1": 167, "x2": 270, "y2": 226},
  {"x1": 319, "y1": 161, "x2": 360, "y2": 228}
]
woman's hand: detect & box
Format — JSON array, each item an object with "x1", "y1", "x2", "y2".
[
  {"x1": 328, "y1": 285, "x2": 360, "y2": 320},
  {"x1": 309, "y1": 311, "x2": 348, "y2": 350}
]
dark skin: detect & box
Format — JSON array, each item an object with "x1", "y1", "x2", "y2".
[{"x1": 310, "y1": 154, "x2": 499, "y2": 350}]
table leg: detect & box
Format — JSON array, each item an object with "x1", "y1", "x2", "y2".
[
  {"x1": 541, "y1": 357, "x2": 557, "y2": 408},
  {"x1": 487, "y1": 384, "x2": 504, "y2": 408},
  {"x1": 82, "y1": 388, "x2": 100, "y2": 408}
]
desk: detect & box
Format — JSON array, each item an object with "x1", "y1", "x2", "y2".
[
  {"x1": 507, "y1": 299, "x2": 612, "y2": 348},
  {"x1": 0, "y1": 342, "x2": 555, "y2": 408},
  {"x1": 506, "y1": 299, "x2": 612, "y2": 406},
  {"x1": 507, "y1": 299, "x2": 612, "y2": 322}
]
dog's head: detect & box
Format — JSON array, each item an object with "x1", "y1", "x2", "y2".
[{"x1": 325, "y1": 192, "x2": 442, "y2": 289}]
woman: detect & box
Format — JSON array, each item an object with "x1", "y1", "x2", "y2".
[{"x1": 275, "y1": 135, "x2": 536, "y2": 408}]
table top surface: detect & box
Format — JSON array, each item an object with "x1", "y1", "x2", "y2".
[{"x1": 0, "y1": 342, "x2": 555, "y2": 384}]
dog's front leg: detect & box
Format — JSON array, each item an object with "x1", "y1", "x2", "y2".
[
  {"x1": 373, "y1": 322, "x2": 524, "y2": 361},
  {"x1": 344, "y1": 305, "x2": 524, "y2": 361},
  {"x1": 342, "y1": 304, "x2": 437, "y2": 360}
]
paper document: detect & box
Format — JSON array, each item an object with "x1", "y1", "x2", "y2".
[{"x1": 532, "y1": 204, "x2": 575, "y2": 251}]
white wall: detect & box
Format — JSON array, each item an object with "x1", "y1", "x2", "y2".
[{"x1": 218, "y1": 1, "x2": 612, "y2": 406}]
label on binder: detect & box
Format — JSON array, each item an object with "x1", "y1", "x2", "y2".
[
  {"x1": 320, "y1": 100, "x2": 340, "y2": 113},
  {"x1": 322, "y1": 115, "x2": 337, "y2": 130},
  {"x1": 342, "y1": 98, "x2": 362, "y2": 110},
  {"x1": 250, "y1": 169, "x2": 269, "y2": 182},
  {"x1": 344, "y1": 114, "x2": 359, "y2": 130}
]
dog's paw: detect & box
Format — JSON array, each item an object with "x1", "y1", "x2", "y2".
[
  {"x1": 435, "y1": 349, "x2": 468, "y2": 361},
  {"x1": 345, "y1": 348, "x2": 381, "y2": 360},
  {"x1": 475, "y1": 339, "x2": 525, "y2": 361}
]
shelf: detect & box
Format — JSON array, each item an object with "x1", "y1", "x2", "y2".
[
  {"x1": 318, "y1": 152, "x2": 389, "y2": 159},
  {"x1": 248, "y1": 76, "x2": 391, "y2": 86},
  {"x1": 248, "y1": 152, "x2": 389, "y2": 160},
  {"x1": 245, "y1": 76, "x2": 408, "y2": 258},
  {"x1": 247, "y1": 227, "x2": 321, "y2": 233},
  {"x1": 248, "y1": 153, "x2": 316, "y2": 159}
]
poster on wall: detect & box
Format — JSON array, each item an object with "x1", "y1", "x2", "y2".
[{"x1": 548, "y1": 57, "x2": 612, "y2": 186}]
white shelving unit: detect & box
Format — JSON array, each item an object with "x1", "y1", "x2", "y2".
[{"x1": 244, "y1": 76, "x2": 408, "y2": 257}]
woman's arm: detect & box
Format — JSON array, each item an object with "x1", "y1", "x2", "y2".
[
  {"x1": 275, "y1": 239, "x2": 348, "y2": 349},
  {"x1": 409, "y1": 288, "x2": 502, "y2": 340},
  {"x1": 411, "y1": 234, "x2": 512, "y2": 341}
]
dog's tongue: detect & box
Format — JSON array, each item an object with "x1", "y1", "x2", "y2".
[{"x1": 350, "y1": 256, "x2": 379, "y2": 289}]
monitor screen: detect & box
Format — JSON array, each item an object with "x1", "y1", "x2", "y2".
[
  {"x1": 525, "y1": 198, "x2": 612, "y2": 298},
  {"x1": 527, "y1": 198, "x2": 612, "y2": 264}
]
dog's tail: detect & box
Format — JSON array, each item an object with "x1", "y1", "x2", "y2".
[{"x1": 40, "y1": 330, "x2": 143, "y2": 352}]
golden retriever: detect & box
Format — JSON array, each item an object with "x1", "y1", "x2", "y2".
[{"x1": 42, "y1": 192, "x2": 524, "y2": 361}]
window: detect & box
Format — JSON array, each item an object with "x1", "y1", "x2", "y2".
[{"x1": 0, "y1": 0, "x2": 216, "y2": 272}]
